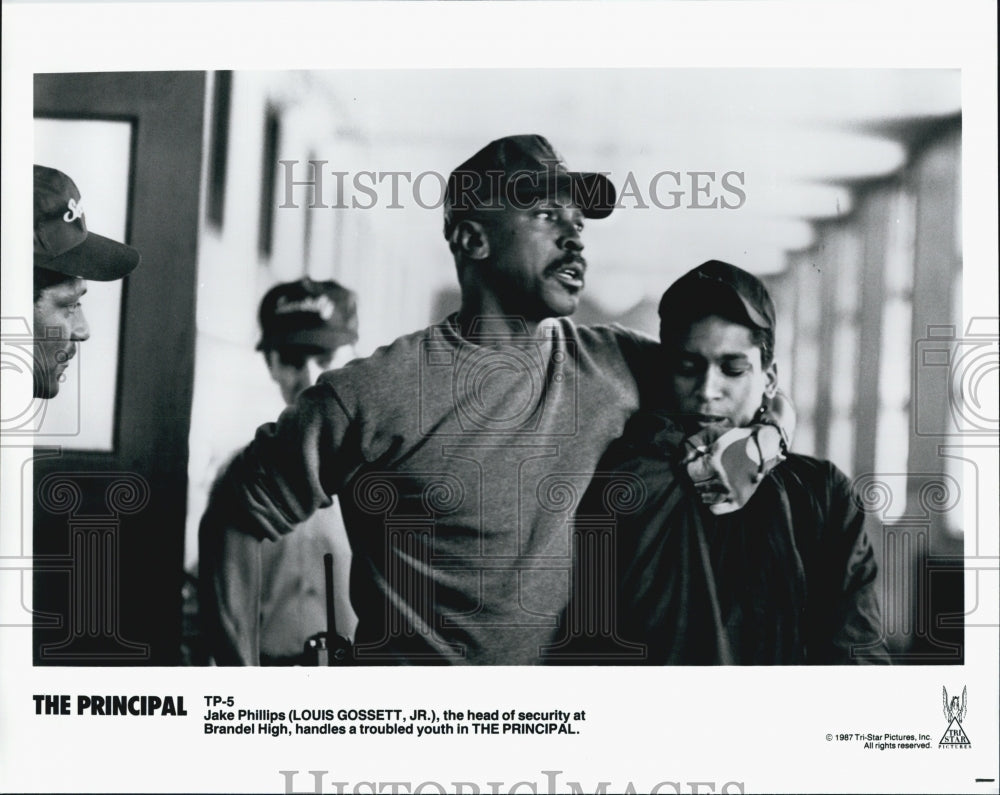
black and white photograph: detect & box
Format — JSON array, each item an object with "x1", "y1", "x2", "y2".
[{"x1": 1, "y1": 2, "x2": 997, "y2": 793}]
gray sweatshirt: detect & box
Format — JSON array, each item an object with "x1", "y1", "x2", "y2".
[{"x1": 202, "y1": 315, "x2": 658, "y2": 664}]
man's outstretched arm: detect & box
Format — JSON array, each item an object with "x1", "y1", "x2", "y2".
[{"x1": 201, "y1": 381, "x2": 358, "y2": 542}]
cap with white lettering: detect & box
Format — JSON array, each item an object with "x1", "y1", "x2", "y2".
[
  {"x1": 33, "y1": 165, "x2": 141, "y2": 280},
  {"x1": 257, "y1": 277, "x2": 359, "y2": 352}
]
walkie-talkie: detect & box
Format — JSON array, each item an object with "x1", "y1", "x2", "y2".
[{"x1": 303, "y1": 553, "x2": 353, "y2": 665}]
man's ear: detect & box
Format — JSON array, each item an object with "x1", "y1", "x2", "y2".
[
  {"x1": 456, "y1": 219, "x2": 489, "y2": 260},
  {"x1": 763, "y1": 361, "x2": 778, "y2": 400}
]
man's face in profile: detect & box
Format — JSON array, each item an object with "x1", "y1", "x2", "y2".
[
  {"x1": 668, "y1": 313, "x2": 777, "y2": 433},
  {"x1": 32, "y1": 276, "x2": 90, "y2": 399}
]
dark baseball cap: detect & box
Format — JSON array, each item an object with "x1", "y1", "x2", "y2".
[
  {"x1": 443, "y1": 134, "x2": 616, "y2": 238},
  {"x1": 257, "y1": 277, "x2": 359, "y2": 352},
  {"x1": 658, "y1": 260, "x2": 776, "y2": 332},
  {"x1": 33, "y1": 165, "x2": 141, "y2": 280}
]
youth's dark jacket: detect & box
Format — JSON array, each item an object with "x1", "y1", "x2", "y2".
[{"x1": 564, "y1": 410, "x2": 890, "y2": 665}]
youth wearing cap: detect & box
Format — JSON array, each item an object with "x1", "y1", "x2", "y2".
[
  {"x1": 200, "y1": 137, "x2": 789, "y2": 664},
  {"x1": 32, "y1": 165, "x2": 141, "y2": 398},
  {"x1": 658, "y1": 259, "x2": 791, "y2": 513},
  {"x1": 200, "y1": 278, "x2": 360, "y2": 665},
  {"x1": 571, "y1": 260, "x2": 888, "y2": 664}
]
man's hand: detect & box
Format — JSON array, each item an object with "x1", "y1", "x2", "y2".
[{"x1": 683, "y1": 423, "x2": 787, "y2": 514}]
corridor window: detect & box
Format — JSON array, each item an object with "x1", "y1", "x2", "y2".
[
  {"x1": 874, "y1": 186, "x2": 916, "y2": 477},
  {"x1": 828, "y1": 227, "x2": 861, "y2": 475},
  {"x1": 258, "y1": 106, "x2": 281, "y2": 257},
  {"x1": 206, "y1": 70, "x2": 232, "y2": 228}
]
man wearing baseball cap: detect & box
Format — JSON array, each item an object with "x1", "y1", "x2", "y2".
[
  {"x1": 200, "y1": 278, "x2": 360, "y2": 665},
  {"x1": 571, "y1": 260, "x2": 888, "y2": 664},
  {"x1": 32, "y1": 165, "x2": 141, "y2": 399},
  {"x1": 202, "y1": 137, "x2": 792, "y2": 664}
]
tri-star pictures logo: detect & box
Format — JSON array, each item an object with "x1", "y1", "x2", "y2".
[{"x1": 939, "y1": 685, "x2": 971, "y2": 749}]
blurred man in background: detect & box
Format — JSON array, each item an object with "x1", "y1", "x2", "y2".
[
  {"x1": 200, "y1": 277, "x2": 359, "y2": 665},
  {"x1": 32, "y1": 165, "x2": 140, "y2": 399}
]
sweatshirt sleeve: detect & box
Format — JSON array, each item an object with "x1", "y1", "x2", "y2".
[{"x1": 202, "y1": 380, "x2": 360, "y2": 543}]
